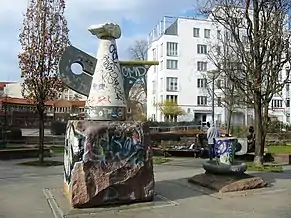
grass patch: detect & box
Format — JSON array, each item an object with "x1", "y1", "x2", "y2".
[
  {"x1": 50, "y1": 146, "x2": 64, "y2": 154},
  {"x1": 153, "y1": 157, "x2": 171, "y2": 165},
  {"x1": 18, "y1": 160, "x2": 63, "y2": 167},
  {"x1": 267, "y1": 146, "x2": 291, "y2": 154},
  {"x1": 246, "y1": 162, "x2": 283, "y2": 173},
  {"x1": 0, "y1": 146, "x2": 26, "y2": 150}
]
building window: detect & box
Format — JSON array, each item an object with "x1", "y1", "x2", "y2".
[
  {"x1": 166, "y1": 42, "x2": 178, "y2": 56},
  {"x1": 197, "y1": 96, "x2": 207, "y2": 106},
  {"x1": 152, "y1": 48, "x2": 156, "y2": 60},
  {"x1": 160, "y1": 43, "x2": 163, "y2": 57},
  {"x1": 154, "y1": 65, "x2": 157, "y2": 73},
  {"x1": 166, "y1": 59, "x2": 178, "y2": 69},
  {"x1": 166, "y1": 95, "x2": 178, "y2": 103},
  {"x1": 166, "y1": 77, "x2": 178, "y2": 92},
  {"x1": 278, "y1": 72, "x2": 283, "y2": 81},
  {"x1": 197, "y1": 61, "x2": 207, "y2": 71},
  {"x1": 197, "y1": 44, "x2": 207, "y2": 54},
  {"x1": 286, "y1": 84, "x2": 289, "y2": 91},
  {"x1": 286, "y1": 99, "x2": 290, "y2": 107},
  {"x1": 225, "y1": 31, "x2": 230, "y2": 41},
  {"x1": 160, "y1": 95, "x2": 163, "y2": 103},
  {"x1": 160, "y1": 60, "x2": 163, "y2": 70},
  {"x1": 193, "y1": 28, "x2": 200, "y2": 37},
  {"x1": 152, "y1": 80, "x2": 156, "y2": 94},
  {"x1": 242, "y1": 36, "x2": 248, "y2": 43},
  {"x1": 160, "y1": 78, "x2": 163, "y2": 91},
  {"x1": 272, "y1": 99, "x2": 283, "y2": 108},
  {"x1": 197, "y1": 78, "x2": 207, "y2": 88},
  {"x1": 217, "y1": 79, "x2": 223, "y2": 89},
  {"x1": 217, "y1": 97, "x2": 222, "y2": 106},
  {"x1": 204, "y1": 29, "x2": 211, "y2": 38},
  {"x1": 217, "y1": 30, "x2": 221, "y2": 39},
  {"x1": 217, "y1": 46, "x2": 221, "y2": 55}
]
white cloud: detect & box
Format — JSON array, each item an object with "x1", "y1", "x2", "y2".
[{"x1": 0, "y1": 0, "x2": 195, "y2": 81}]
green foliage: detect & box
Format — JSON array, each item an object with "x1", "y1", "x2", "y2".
[
  {"x1": 231, "y1": 126, "x2": 249, "y2": 137},
  {"x1": 246, "y1": 163, "x2": 283, "y2": 172},
  {"x1": 266, "y1": 120, "x2": 289, "y2": 133},
  {"x1": 268, "y1": 146, "x2": 291, "y2": 154},
  {"x1": 153, "y1": 157, "x2": 171, "y2": 165},
  {"x1": 158, "y1": 100, "x2": 185, "y2": 116}
]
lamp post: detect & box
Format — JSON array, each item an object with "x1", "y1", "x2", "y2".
[{"x1": 207, "y1": 70, "x2": 219, "y2": 125}]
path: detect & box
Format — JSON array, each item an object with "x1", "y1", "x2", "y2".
[{"x1": 0, "y1": 157, "x2": 290, "y2": 218}]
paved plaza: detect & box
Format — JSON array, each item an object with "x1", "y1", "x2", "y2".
[{"x1": 0, "y1": 157, "x2": 290, "y2": 218}]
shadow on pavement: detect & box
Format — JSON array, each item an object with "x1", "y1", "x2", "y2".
[
  {"x1": 155, "y1": 177, "x2": 215, "y2": 202},
  {"x1": 158, "y1": 158, "x2": 205, "y2": 169},
  {"x1": 250, "y1": 169, "x2": 291, "y2": 186}
]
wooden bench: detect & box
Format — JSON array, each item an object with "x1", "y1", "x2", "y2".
[{"x1": 0, "y1": 148, "x2": 51, "y2": 160}]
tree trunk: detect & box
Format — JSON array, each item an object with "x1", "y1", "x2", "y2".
[
  {"x1": 261, "y1": 103, "x2": 269, "y2": 154},
  {"x1": 226, "y1": 109, "x2": 233, "y2": 135},
  {"x1": 253, "y1": 93, "x2": 264, "y2": 166},
  {"x1": 38, "y1": 110, "x2": 45, "y2": 163}
]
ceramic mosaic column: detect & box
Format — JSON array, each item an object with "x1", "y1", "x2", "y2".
[
  {"x1": 85, "y1": 23, "x2": 127, "y2": 121},
  {"x1": 215, "y1": 137, "x2": 237, "y2": 165}
]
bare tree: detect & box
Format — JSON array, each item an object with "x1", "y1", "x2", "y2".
[
  {"x1": 203, "y1": 73, "x2": 246, "y2": 134},
  {"x1": 127, "y1": 39, "x2": 148, "y2": 120},
  {"x1": 128, "y1": 39, "x2": 148, "y2": 61},
  {"x1": 200, "y1": 0, "x2": 291, "y2": 165},
  {"x1": 19, "y1": 0, "x2": 70, "y2": 163}
]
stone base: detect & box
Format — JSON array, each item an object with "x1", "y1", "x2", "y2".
[
  {"x1": 188, "y1": 173, "x2": 267, "y2": 193},
  {"x1": 63, "y1": 120, "x2": 155, "y2": 208}
]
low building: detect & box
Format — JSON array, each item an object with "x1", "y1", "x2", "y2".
[{"x1": 0, "y1": 97, "x2": 85, "y2": 127}]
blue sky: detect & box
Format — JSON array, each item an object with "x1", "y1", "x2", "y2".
[{"x1": 0, "y1": 0, "x2": 200, "y2": 82}]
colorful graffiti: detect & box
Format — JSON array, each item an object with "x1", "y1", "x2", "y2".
[
  {"x1": 58, "y1": 45, "x2": 157, "y2": 99},
  {"x1": 63, "y1": 120, "x2": 154, "y2": 207},
  {"x1": 215, "y1": 137, "x2": 237, "y2": 164}
]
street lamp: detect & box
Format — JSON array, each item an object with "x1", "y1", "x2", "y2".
[{"x1": 207, "y1": 70, "x2": 219, "y2": 125}]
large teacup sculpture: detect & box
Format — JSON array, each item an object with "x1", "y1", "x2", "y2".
[
  {"x1": 202, "y1": 137, "x2": 247, "y2": 174},
  {"x1": 58, "y1": 23, "x2": 158, "y2": 208}
]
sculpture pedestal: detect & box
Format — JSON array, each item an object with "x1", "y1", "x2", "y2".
[{"x1": 63, "y1": 120, "x2": 154, "y2": 208}]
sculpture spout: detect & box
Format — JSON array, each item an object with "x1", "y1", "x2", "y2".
[{"x1": 85, "y1": 23, "x2": 127, "y2": 121}]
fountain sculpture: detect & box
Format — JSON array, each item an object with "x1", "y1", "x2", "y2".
[
  {"x1": 189, "y1": 136, "x2": 267, "y2": 193},
  {"x1": 58, "y1": 23, "x2": 158, "y2": 208},
  {"x1": 202, "y1": 137, "x2": 247, "y2": 174}
]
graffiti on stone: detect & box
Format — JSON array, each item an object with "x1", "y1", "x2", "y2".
[
  {"x1": 58, "y1": 46, "x2": 154, "y2": 99},
  {"x1": 64, "y1": 120, "x2": 154, "y2": 208}
]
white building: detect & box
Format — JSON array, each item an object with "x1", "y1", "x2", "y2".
[{"x1": 146, "y1": 15, "x2": 290, "y2": 125}]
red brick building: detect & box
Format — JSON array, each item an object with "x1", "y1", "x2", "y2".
[{"x1": 0, "y1": 97, "x2": 85, "y2": 127}]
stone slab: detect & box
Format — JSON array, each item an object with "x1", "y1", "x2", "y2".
[
  {"x1": 63, "y1": 120, "x2": 154, "y2": 208},
  {"x1": 188, "y1": 173, "x2": 267, "y2": 193},
  {"x1": 44, "y1": 187, "x2": 176, "y2": 218}
]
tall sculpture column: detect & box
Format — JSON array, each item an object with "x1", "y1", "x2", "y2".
[
  {"x1": 59, "y1": 23, "x2": 158, "y2": 208},
  {"x1": 85, "y1": 23, "x2": 127, "y2": 121}
]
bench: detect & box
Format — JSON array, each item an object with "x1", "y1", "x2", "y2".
[{"x1": 0, "y1": 148, "x2": 51, "y2": 160}]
